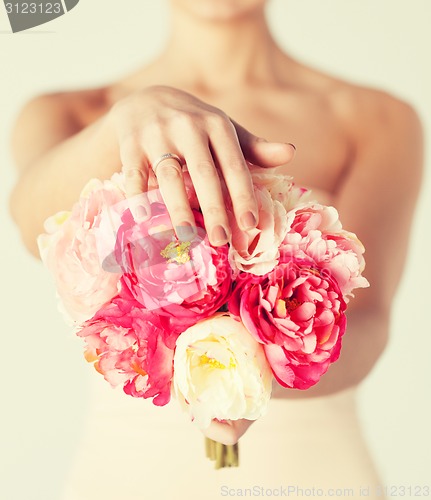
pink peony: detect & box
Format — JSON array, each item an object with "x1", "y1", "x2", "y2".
[
  {"x1": 228, "y1": 185, "x2": 290, "y2": 276},
  {"x1": 287, "y1": 203, "x2": 342, "y2": 235},
  {"x1": 111, "y1": 202, "x2": 232, "y2": 324},
  {"x1": 77, "y1": 295, "x2": 176, "y2": 406},
  {"x1": 280, "y1": 203, "x2": 369, "y2": 298},
  {"x1": 37, "y1": 178, "x2": 126, "y2": 325},
  {"x1": 321, "y1": 231, "x2": 369, "y2": 296},
  {"x1": 229, "y1": 259, "x2": 347, "y2": 390}
]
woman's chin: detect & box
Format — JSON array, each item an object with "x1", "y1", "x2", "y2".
[{"x1": 171, "y1": 0, "x2": 267, "y2": 23}]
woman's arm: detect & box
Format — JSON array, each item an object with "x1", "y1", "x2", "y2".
[
  {"x1": 276, "y1": 89, "x2": 424, "y2": 398},
  {"x1": 9, "y1": 93, "x2": 121, "y2": 256},
  {"x1": 9, "y1": 86, "x2": 295, "y2": 257}
]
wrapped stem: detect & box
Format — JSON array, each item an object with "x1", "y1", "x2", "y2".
[{"x1": 204, "y1": 437, "x2": 239, "y2": 468}]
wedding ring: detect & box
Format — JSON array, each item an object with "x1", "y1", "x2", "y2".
[{"x1": 151, "y1": 153, "x2": 183, "y2": 176}]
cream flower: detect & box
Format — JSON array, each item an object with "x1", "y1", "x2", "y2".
[
  {"x1": 249, "y1": 163, "x2": 313, "y2": 211},
  {"x1": 173, "y1": 314, "x2": 272, "y2": 429},
  {"x1": 228, "y1": 185, "x2": 289, "y2": 276}
]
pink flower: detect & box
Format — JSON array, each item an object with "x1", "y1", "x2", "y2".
[
  {"x1": 112, "y1": 202, "x2": 232, "y2": 325},
  {"x1": 78, "y1": 295, "x2": 176, "y2": 406},
  {"x1": 281, "y1": 203, "x2": 369, "y2": 298},
  {"x1": 228, "y1": 185, "x2": 289, "y2": 276},
  {"x1": 319, "y1": 231, "x2": 369, "y2": 298},
  {"x1": 288, "y1": 203, "x2": 342, "y2": 235},
  {"x1": 229, "y1": 259, "x2": 347, "y2": 390},
  {"x1": 37, "y1": 178, "x2": 125, "y2": 325}
]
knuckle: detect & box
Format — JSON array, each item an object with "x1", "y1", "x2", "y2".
[
  {"x1": 195, "y1": 160, "x2": 217, "y2": 178},
  {"x1": 234, "y1": 191, "x2": 256, "y2": 205},
  {"x1": 124, "y1": 168, "x2": 141, "y2": 179},
  {"x1": 224, "y1": 156, "x2": 247, "y2": 172},
  {"x1": 206, "y1": 111, "x2": 231, "y2": 131},
  {"x1": 126, "y1": 117, "x2": 168, "y2": 144},
  {"x1": 109, "y1": 97, "x2": 137, "y2": 124},
  {"x1": 121, "y1": 132, "x2": 141, "y2": 150},
  {"x1": 142, "y1": 117, "x2": 168, "y2": 139},
  {"x1": 204, "y1": 205, "x2": 223, "y2": 219},
  {"x1": 170, "y1": 207, "x2": 193, "y2": 222},
  {"x1": 109, "y1": 100, "x2": 125, "y2": 119},
  {"x1": 157, "y1": 163, "x2": 183, "y2": 180},
  {"x1": 170, "y1": 111, "x2": 196, "y2": 130},
  {"x1": 120, "y1": 140, "x2": 143, "y2": 167}
]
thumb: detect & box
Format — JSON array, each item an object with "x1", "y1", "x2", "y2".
[{"x1": 232, "y1": 119, "x2": 296, "y2": 168}]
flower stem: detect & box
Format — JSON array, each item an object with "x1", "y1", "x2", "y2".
[
  {"x1": 215, "y1": 441, "x2": 224, "y2": 469},
  {"x1": 204, "y1": 438, "x2": 239, "y2": 468}
]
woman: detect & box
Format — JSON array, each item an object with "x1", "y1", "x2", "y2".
[{"x1": 9, "y1": 0, "x2": 423, "y2": 498}]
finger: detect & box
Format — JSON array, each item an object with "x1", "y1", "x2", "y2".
[
  {"x1": 232, "y1": 119, "x2": 296, "y2": 167},
  {"x1": 150, "y1": 153, "x2": 196, "y2": 240},
  {"x1": 209, "y1": 121, "x2": 259, "y2": 231},
  {"x1": 119, "y1": 136, "x2": 150, "y2": 221},
  {"x1": 120, "y1": 137, "x2": 148, "y2": 197},
  {"x1": 181, "y1": 140, "x2": 231, "y2": 246}
]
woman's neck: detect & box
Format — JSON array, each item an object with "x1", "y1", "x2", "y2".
[{"x1": 158, "y1": 5, "x2": 286, "y2": 91}]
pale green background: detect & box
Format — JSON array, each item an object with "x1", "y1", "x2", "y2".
[{"x1": 0, "y1": 1, "x2": 430, "y2": 499}]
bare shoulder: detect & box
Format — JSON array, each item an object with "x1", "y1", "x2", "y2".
[
  {"x1": 14, "y1": 86, "x2": 108, "y2": 129},
  {"x1": 289, "y1": 60, "x2": 424, "y2": 194},
  {"x1": 290, "y1": 59, "x2": 423, "y2": 146},
  {"x1": 309, "y1": 70, "x2": 424, "y2": 178},
  {"x1": 11, "y1": 86, "x2": 108, "y2": 170},
  {"x1": 326, "y1": 79, "x2": 423, "y2": 144}
]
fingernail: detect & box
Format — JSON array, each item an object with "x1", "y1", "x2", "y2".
[
  {"x1": 137, "y1": 205, "x2": 148, "y2": 218},
  {"x1": 287, "y1": 143, "x2": 296, "y2": 151},
  {"x1": 132, "y1": 205, "x2": 150, "y2": 223},
  {"x1": 176, "y1": 223, "x2": 197, "y2": 241},
  {"x1": 211, "y1": 225, "x2": 228, "y2": 245},
  {"x1": 240, "y1": 211, "x2": 257, "y2": 230}
]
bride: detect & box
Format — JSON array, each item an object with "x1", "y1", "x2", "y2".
[{"x1": 9, "y1": 1, "x2": 423, "y2": 499}]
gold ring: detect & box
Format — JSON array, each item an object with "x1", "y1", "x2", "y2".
[{"x1": 151, "y1": 153, "x2": 183, "y2": 176}]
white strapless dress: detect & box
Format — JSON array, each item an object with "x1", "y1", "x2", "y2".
[{"x1": 60, "y1": 375, "x2": 385, "y2": 500}]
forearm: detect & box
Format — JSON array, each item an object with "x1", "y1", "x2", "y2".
[
  {"x1": 9, "y1": 115, "x2": 120, "y2": 257},
  {"x1": 272, "y1": 307, "x2": 390, "y2": 399}
]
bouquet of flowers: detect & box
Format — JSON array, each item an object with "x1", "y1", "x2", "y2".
[{"x1": 37, "y1": 166, "x2": 368, "y2": 468}]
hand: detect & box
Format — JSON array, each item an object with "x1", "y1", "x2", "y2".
[
  {"x1": 108, "y1": 85, "x2": 295, "y2": 246},
  {"x1": 201, "y1": 418, "x2": 254, "y2": 446}
]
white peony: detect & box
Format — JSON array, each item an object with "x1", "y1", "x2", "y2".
[
  {"x1": 173, "y1": 313, "x2": 273, "y2": 429},
  {"x1": 248, "y1": 163, "x2": 313, "y2": 212}
]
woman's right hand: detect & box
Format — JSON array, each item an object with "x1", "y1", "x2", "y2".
[{"x1": 108, "y1": 85, "x2": 295, "y2": 246}]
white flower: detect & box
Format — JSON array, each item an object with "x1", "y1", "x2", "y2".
[
  {"x1": 173, "y1": 313, "x2": 273, "y2": 429},
  {"x1": 228, "y1": 186, "x2": 290, "y2": 276},
  {"x1": 249, "y1": 163, "x2": 313, "y2": 212}
]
